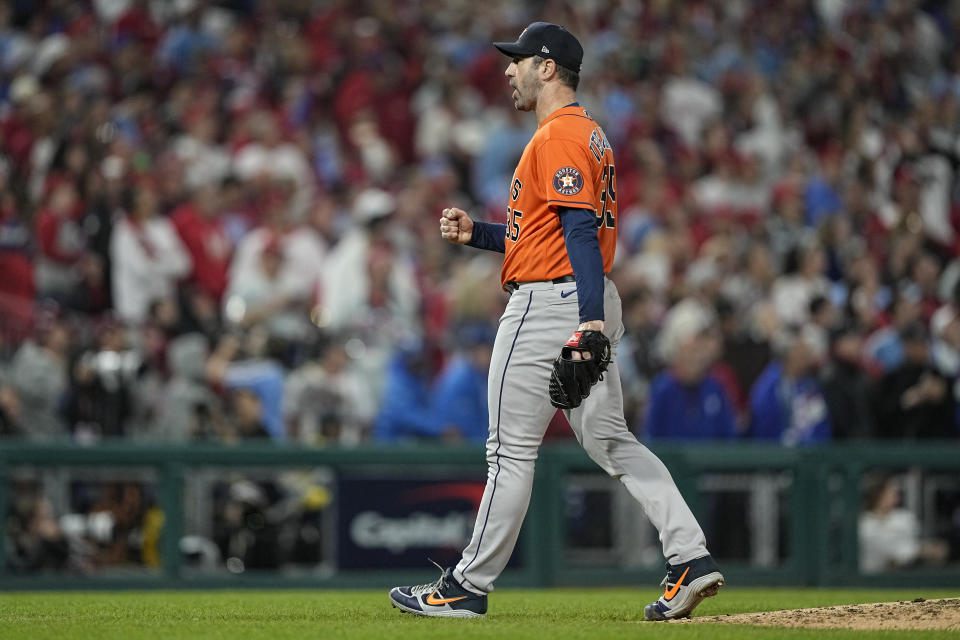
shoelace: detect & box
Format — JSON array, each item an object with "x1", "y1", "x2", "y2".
[
  {"x1": 658, "y1": 564, "x2": 683, "y2": 589},
  {"x1": 409, "y1": 560, "x2": 448, "y2": 597}
]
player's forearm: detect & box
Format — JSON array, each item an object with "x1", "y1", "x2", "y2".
[
  {"x1": 559, "y1": 207, "x2": 605, "y2": 324},
  {"x1": 466, "y1": 221, "x2": 507, "y2": 253}
]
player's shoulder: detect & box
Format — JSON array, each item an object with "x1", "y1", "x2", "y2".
[
  {"x1": 540, "y1": 107, "x2": 598, "y2": 141},
  {"x1": 536, "y1": 109, "x2": 615, "y2": 163}
]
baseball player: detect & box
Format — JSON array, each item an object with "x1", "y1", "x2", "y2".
[{"x1": 389, "y1": 22, "x2": 723, "y2": 621}]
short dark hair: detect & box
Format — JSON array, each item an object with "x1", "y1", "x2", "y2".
[
  {"x1": 532, "y1": 55, "x2": 580, "y2": 90},
  {"x1": 809, "y1": 295, "x2": 830, "y2": 316}
]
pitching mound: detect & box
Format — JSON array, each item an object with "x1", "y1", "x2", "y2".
[{"x1": 673, "y1": 597, "x2": 960, "y2": 631}]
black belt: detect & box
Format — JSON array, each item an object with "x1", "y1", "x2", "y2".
[{"x1": 504, "y1": 275, "x2": 574, "y2": 293}]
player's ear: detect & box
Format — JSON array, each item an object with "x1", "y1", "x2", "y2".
[{"x1": 541, "y1": 58, "x2": 557, "y2": 80}]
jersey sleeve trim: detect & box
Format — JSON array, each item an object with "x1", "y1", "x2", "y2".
[{"x1": 548, "y1": 199, "x2": 596, "y2": 210}]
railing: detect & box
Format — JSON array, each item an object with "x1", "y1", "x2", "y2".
[{"x1": 0, "y1": 441, "x2": 958, "y2": 589}]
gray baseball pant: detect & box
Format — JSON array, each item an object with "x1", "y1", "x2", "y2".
[{"x1": 453, "y1": 278, "x2": 708, "y2": 594}]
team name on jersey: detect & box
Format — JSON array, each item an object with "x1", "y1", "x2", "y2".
[
  {"x1": 589, "y1": 128, "x2": 612, "y2": 163},
  {"x1": 506, "y1": 176, "x2": 524, "y2": 242},
  {"x1": 511, "y1": 176, "x2": 522, "y2": 201}
]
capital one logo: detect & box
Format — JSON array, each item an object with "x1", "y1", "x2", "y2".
[
  {"x1": 349, "y1": 511, "x2": 472, "y2": 553},
  {"x1": 347, "y1": 481, "x2": 484, "y2": 553}
]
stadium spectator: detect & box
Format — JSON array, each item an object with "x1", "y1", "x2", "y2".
[
  {"x1": 65, "y1": 315, "x2": 143, "y2": 440},
  {"x1": 859, "y1": 474, "x2": 949, "y2": 574},
  {"x1": 6, "y1": 487, "x2": 69, "y2": 574},
  {"x1": 748, "y1": 326, "x2": 832, "y2": 445},
  {"x1": 820, "y1": 324, "x2": 875, "y2": 440},
  {"x1": 283, "y1": 337, "x2": 370, "y2": 446},
  {"x1": 721, "y1": 242, "x2": 777, "y2": 318},
  {"x1": 213, "y1": 478, "x2": 282, "y2": 571},
  {"x1": 171, "y1": 183, "x2": 232, "y2": 303},
  {"x1": 225, "y1": 388, "x2": 272, "y2": 441},
  {"x1": 223, "y1": 234, "x2": 310, "y2": 344},
  {"x1": 172, "y1": 113, "x2": 231, "y2": 192},
  {"x1": 81, "y1": 481, "x2": 154, "y2": 568},
  {"x1": 472, "y1": 107, "x2": 531, "y2": 213},
  {"x1": 818, "y1": 213, "x2": 855, "y2": 283},
  {"x1": 770, "y1": 239, "x2": 830, "y2": 327},
  {"x1": 225, "y1": 185, "x2": 321, "y2": 350},
  {"x1": 712, "y1": 296, "x2": 771, "y2": 421},
  {"x1": 846, "y1": 254, "x2": 887, "y2": 334},
  {"x1": 863, "y1": 283, "x2": 923, "y2": 374},
  {"x1": 873, "y1": 323, "x2": 956, "y2": 439},
  {"x1": 930, "y1": 303, "x2": 960, "y2": 427},
  {"x1": 33, "y1": 181, "x2": 85, "y2": 302},
  {"x1": 320, "y1": 188, "x2": 421, "y2": 400},
  {"x1": 0, "y1": 191, "x2": 35, "y2": 343},
  {"x1": 644, "y1": 299, "x2": 737, "y2": 440},
  {"x1": 232, "y1": 110, "x2": 314, "y2": 220},
  {"x1": 430, "y1": 323, "x2": 494, "y2": 444},
  {"x1": 804, "y1": 146, "x2": 844, "y2": 227},
  {"x1": 8, "y1": 314, "x2": 71, "y2": 440},
  {"x1": 109, "y1": 182, "x2": 191, "y2": 325},
  {"x1": 206, "y1": 332, "x2": 287, "y2": 442},
  {"x1": 931, "y1": 304, "x2": 960, "y2": 377},
  {"x1": 155, "y1": 332, "x2": 221, "y2": 442},
  {"x1": 279, "y1": 194, "x2": 333, "y2": 309},
  {"x1": 908, "y1": 250, "x2": 944, "y2": 322},
  {"x1": 659, "y1": 52, "x2": 721, "y2": 149},
  {"x1": 320, "y1": 188, "x2": 419, "y2": 333},
  {"x1": 372, "y1": 342, "x2": 440, "y2": 443},
  {"x1": 804, "y1": 293, "x2": 839, "y2": 359},
  {"x1": 765, "y1": 180, "x2": 807, "y2": 269}
]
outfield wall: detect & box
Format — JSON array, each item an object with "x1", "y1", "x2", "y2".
[{"x1": 1, "y1": 442, "x2": 958, "y2": 590}]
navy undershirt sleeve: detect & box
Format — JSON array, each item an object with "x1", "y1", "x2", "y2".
[
  {"x1": 558, "y1": 206, "x2": 605, "y2": 323},
  {"x1": 465, "y1": 220, "x2": 506, "y2": 253}
]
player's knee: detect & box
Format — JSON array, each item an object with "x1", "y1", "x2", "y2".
[{"x1": 580, "y1": 437, "x2": 618, "y2": 476}]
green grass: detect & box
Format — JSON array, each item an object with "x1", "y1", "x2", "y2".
[{"x1": 0, "y1": 587, "x2": 958, "y2": 639}]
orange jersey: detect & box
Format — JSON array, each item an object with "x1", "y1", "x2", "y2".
[{"x1": 500, "y1": 105, "x2": 617, "y2": 289}]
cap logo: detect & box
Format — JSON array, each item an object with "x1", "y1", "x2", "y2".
[{"x1": 541, "y1": 45, "x2": 550, "y2": 53}]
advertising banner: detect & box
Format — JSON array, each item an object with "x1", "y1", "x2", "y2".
[{"x1": 336, "y1": 473, "x2": 523, "y2": 569}]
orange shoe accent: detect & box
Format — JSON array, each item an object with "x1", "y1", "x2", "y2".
[
  {"x1": 425, "y1": 592, "x2": 469, "y2": 606},
  {"x1": 662, "y1": 567, "x2": 690, "y2": 601}
]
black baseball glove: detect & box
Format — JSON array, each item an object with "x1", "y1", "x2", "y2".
[{"x1": 549, "y1": 330, "x2": 612, "y2": 409}]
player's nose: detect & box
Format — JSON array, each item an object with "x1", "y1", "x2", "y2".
[{"x1": 504, "y1": 62, "x2": 516, "y2": 77}]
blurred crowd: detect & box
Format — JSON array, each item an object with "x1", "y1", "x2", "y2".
[{"x1": 1, "y1": 0, "x2": 960, "y2": 447}]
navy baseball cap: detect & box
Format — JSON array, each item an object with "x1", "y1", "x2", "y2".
[{"x1": 493, "y1": 22, "x2": 583, "y2": 73}]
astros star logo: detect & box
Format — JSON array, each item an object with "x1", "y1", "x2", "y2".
[{"x1": 553, "y1": 166, "x2": 584, "y2": 196}]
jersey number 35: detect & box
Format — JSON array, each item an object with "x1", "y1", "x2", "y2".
[{"x1": 596, "y1": 164, "x2": 616, "y2": 230}]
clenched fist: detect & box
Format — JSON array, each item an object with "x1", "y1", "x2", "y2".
[{"x1": 439, "y1": 207, "x2": 474, "y2": 245}]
